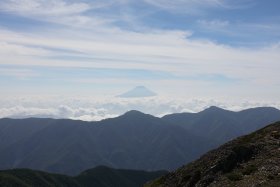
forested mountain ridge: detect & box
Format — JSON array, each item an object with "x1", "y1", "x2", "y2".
[{"x1": 0, "y1": 107, "x2": 279, "y2": 176}]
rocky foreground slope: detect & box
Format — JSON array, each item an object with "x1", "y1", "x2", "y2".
[{"x1": 145, "y1": 121, "x2": 280, "y2": 187}]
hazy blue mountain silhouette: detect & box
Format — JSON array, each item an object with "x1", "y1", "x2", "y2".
[
  {"x1": 0, "y1": 107, "x2": 280, "y2": 175},
  {"x1": 118, "y1": 86, "x2": 157, "y2": 98},
  {"x1": 0, "y1": 112, "x2": 207, "y2": 175},
  {"x1": 162, "y1": 106, "x2": 280, "y2": 146}
]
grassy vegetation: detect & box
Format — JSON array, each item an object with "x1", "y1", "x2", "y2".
[
  {"x1": 145, "y1": 178, "x2": 164, "y2": 187},
  {"x1": 242, "y1": 165, "x2": 257, "y2": 175},
  {"x1": 226, "y1": 172, "x2": 243, "y2": 181},
  {"x1": 0, "y1": 167, "x2": 167, "y2": 187}
]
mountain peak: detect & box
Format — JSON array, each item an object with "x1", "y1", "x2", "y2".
[
  {"x1": 117, "y1": 86, "x2": 157, "y2": 98},
  {"x1": 208, "y1": 106, "x2": 223, "y2": 110},
  {"x1": 122, "y1": 110, "x2": 148, "y2": 117},
  {"x1": 202, "y1": 106, "x2": 230, "y2": 113},
  {"x1": 124, "y1": 110, "x2": 145, "y2": 114},
  {"x1": 117, "y1": 110, "x2": 158, "y2": 121}
]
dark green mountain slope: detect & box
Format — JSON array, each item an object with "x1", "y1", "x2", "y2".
[
  {"x1": 145, "y1": 121, "x2": 280, "y2": 187},
  {"x1": 76, "y1": 166, "x2": 167, "y2": 187},
  {"x1": 0, "y1": 169, "x2": 78, "y2": 187},
  {"x1": 0, "y1": 166, "x2": 167, "y2": 187}
]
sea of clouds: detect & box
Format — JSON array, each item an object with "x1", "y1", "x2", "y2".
[{"x1": 1, "y1": 95, "x2": 280, "y2": 121}]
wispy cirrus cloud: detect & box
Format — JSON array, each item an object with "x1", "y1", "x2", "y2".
[
  {"x1": 0, "y1": 0, "x2": 114, "y2": 26},
  {"x1": 0, "y1": 0, "x2": 279, "y2": 105},
  {"x1": 0, "y1": 0, "x2": 90, "y2": 16},
  {"x1": 197, "y1": 19, "x2": 229, "y2": 29},
  {"x1": 0, "y1": 41, "x2": 50, "y2": 56},
  {"x1": 0, "y1": 0, "x2": 255, "y2": 27},
  {"x1": 196, "y1": 19, "x2": 280, "y2": 46},
  {"x1": 143, "y1": 0, "x2": 254, "y2": 14},
  {"x1": 0, "y1": 68, "x2": 39, "y2": 79},
  {"x1": 0, "y1": 26, "x2": 279, "y2": 91}
]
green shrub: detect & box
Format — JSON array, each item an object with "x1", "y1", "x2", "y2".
[
  {"x1": 226, "y1": 172, "x2": 243, "y2": 181},
  {"x1": 242, "y1": 165, "x2": 257, "y2": 175}
]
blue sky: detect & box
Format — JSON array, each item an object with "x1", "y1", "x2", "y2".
[{"x1": 0, "y1": 0, "x2": 280, "y2": 100}]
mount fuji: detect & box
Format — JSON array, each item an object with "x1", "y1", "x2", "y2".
[{"x1": 118, "y1": 86, "x2": 157, "y2": 98}]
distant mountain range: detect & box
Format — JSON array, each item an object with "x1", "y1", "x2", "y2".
[
  {"x1": 117, "y1": 86, "x2": 157, "y2": 98},
  {"x1": 163, "y1": 106, "x2": 280, "y2": 145},
  {"x1": 0, "y1": 166, "x2": 166, "y2": 187},
  {"x1": 145, "y1": 121, "x2": 280, "y2": 187},
  {"x1": 0, "y1": 106, "x2": 280, "y2": 176}
]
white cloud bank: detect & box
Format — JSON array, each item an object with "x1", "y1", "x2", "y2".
[{"x1": 1, "y1": 95, "x2": 279, "y2": 121}]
